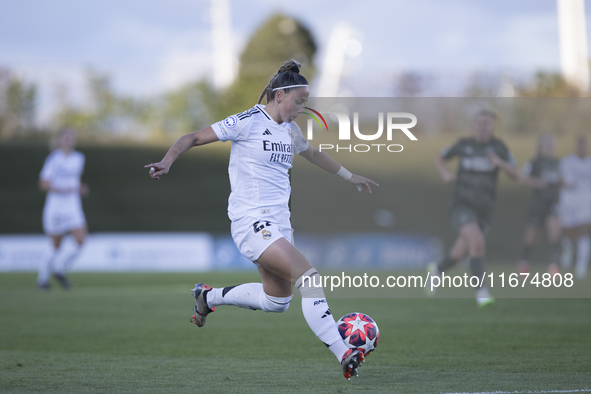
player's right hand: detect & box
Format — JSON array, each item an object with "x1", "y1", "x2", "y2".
[
  {"x1": 349, "y1": 174, "x2": 379, "y2": 194},
  {"x1": 79, "y1": 183, "x2": 90, "y2": 196},
  {"x1": 144, "y1": 162, "x2": 169, "y2": 180},
  {"x1": 532, "y1": 178, "x2": 548, "y2": 189},
  {"x1": 442, "y1": 171, "x2": 457, "y2": 183}
]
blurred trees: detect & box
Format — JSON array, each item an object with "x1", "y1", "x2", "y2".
[
  {"x1": 0, "y1": 68, "x2": 37, "y2": 140},
  {"x1": 38, "y1": 13, "x2": 316, "y2": 143},
  {"x1": 391, "y1": 69, "x2": 589, "y2": 98},
  {"x1": 394, "y1": 72, "x2": 430, "y2": 97},
  {"x1": 55, "y1": 69, "x2": 126, "y2": 138},
  {"x1": 55, "y1": 69, "x2": 210, "y2": 143},
  {"x1": 204, "y1": 13, "x2": 317, "y2": 121},
  {"x1": 515, "y1": 71, "x2": 585, "y2": 97},
  {"x1": 7, "y1": 9, "x2": 586, "y2": 144}
]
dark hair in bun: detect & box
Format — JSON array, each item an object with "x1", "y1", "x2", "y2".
[{"x1": 258, "y1": 60, "x2": 308, "y2": 104}]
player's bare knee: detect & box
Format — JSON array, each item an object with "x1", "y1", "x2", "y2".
[
  {"x1": 450, "y1": 247, "x2": 466, "y2": 261},
  {"x1": 470, "y1": 243, "x2": 485, "y2": 257},
  {"x1": 467, "y1": 237, "x2": 485, "y2": 257}
]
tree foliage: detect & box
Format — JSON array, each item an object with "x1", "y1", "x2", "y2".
[
  {"x1": 0, "y1": 68, "x2": 37, "y2": 140},
  {"x1": 2, "y1": 14, "x2": 316, "y2": 143},
  {"x1": 516, "y1": 71, "x2": 586, "y2": 97},
  {"x1": 54, "y1": 69, "x2": 210, "y2": 142},
  {"x1": 206, "y1": 13, "x2": 317, "y2": 120}
]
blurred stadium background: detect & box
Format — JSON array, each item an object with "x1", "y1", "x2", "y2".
[
  {"x1": 1, "y1": 1, "x2": 591, "y2": 393},
  {"x1": 2, "y1": 0, "x2": 591, "y2": 270}
]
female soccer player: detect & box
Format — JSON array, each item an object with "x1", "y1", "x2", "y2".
[
  {"x1": 558, "y1": 135, "x2": 591, "y2": 279},
  {"x1": 517, "y1": 134, "x2": 562, "y2": 275},
  {"x1": 429, "y1": 109, "x2": 519, "y2": 307},
  {"x1": 145, "y1": 60, "x2": 378, "y2": 380},
  {"x1": 38, "y1": 129, "x2": 89, "y2": 290}
]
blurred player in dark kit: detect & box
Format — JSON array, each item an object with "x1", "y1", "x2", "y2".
[
  {"x1": 517, "y1": 134, "x2": 562, "y2": 275},
  {"x1": 430, "y1": 110, "x2": 519, "y2": 306}
]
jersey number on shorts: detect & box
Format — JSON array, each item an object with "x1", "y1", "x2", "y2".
[{"x1": 252, "y1": 220, "x2": 272, "y2": 234}]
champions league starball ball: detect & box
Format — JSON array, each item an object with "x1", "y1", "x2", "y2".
[{"x1": 337, "y1": 312, "x2": 380, "y2": 356}]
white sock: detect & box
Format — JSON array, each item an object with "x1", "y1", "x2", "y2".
[
  {"x1": 575, "y1": 236, "x2": 590, "y2": 279},
  {"x1": 296, "y1": 268, "x2": 350, "y2": 361},
  {"x1": 561, "y1": 237, "x2": 573, "y2": 269},
  {"x1": 38, "y1": 249, "x2": 58, "y2": 285},
  {"x1": 475, "y1": 287, "x2": 491, "y2": 300},
  {"x1": 56, "y1": 244, "x2": 82, "y2": 274},
  {"x1": 207, "y1": 283, "x2": 291, "y2": 313}
]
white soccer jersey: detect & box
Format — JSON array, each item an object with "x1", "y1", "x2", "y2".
[
  {"x1": 559, "y1": 154, "x2": 591, "y2": 227},
  {"x1": 560, "y1": 154, "x2": 591, "y2": 201},
  {"x1": 40, "y1": 149, "x2": 86, "y2": 234},
  {"x1": 211, "y1": 104, "x2": 309, "y2": 222}
]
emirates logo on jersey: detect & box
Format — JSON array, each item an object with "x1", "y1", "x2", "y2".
[
  {"x1": 462, "y1": 157, "x2": 495, "y2": 172},
  {"x1": 262, "y1": 141, "x2": 291, "y2": 152}
]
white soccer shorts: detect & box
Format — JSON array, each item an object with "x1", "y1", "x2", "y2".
[
  {"x1": 559, "y1": 198, "x2": 591, "y2": 228},
  {"x1": 230, "y1": 216, "x2": 293, "y2": 262},
  {"x1": 43, "y1": 204, "x2": 86, "y2": 235}
]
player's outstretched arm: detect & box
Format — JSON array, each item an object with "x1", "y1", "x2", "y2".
[
  {"x1": 298, "y1": 145, "x2": 379, "y2": 193},
  {"x1": 145, "y1": 126, "x2": 219, "y2": 180},
  {"x1": 38, "y1": 180, "x2": 79, "y2": 194},
  {"x1": 519, "y1": 175, "x2": 547, "y2": 189},
  {"x1": 488, "y1": 151, "x2": 519, "y2": 180}
]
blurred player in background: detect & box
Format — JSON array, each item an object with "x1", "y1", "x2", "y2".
[
  {"x1": 38, "y1": 129, "x2": 89, "y2": 290},
  {"x1": 430, "y1": 109, "x2": 519, "y2": 307},
  {"x1": 517, "y1": 134, "x2": 562, "y2": 275},
  {"x1": 559, "y1": 135, "x2": 591, "y2": 279},
  {"x1": 145, "y1": 60, "x2": 378, "y2": 380}
]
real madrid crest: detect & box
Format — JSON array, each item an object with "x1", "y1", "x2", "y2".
[{"x1": 262, "y1": 229, "x2": 272, "y2": 240}]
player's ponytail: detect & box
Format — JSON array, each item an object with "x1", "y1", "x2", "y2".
[{"x1": 258, "y1": 60, "x2": 308, "y2": 104}]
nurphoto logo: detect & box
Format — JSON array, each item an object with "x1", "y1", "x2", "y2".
[{"x1": 303, "y1": 108, "x2": 418, "y2": 153}]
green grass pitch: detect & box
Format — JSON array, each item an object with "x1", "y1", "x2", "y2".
[{"x1": 1, "y1": 272, "x2": 590, "y2": 393}]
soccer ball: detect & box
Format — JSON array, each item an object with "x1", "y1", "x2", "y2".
[{"x1": 337, "y1": 312, "x2": 379, "y2": 355}]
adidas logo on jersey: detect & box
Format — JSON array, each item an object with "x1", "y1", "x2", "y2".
[
  {"x1": 321, "y1": 309, "x2": 332, "y2": 318},
  {"x1": 263, "y1": 129, "x2": 272, "y2": 135}
]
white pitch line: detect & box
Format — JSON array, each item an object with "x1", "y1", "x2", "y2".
[{"x1": 441, "y1": 389, "x2": 591, "y2": 394}]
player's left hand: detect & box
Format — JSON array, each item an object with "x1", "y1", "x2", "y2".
[
  {"x1": 349, "y1": 174, "x2": 379, "y2": 193},
  {"x1": 532, "y1": 178, "x2": 548, "y2": 189},
  {"x1": 79, "y1": 183, "x2": 90, "y2": 197},
  {"x1": 144, "y1": 162, "x2": 170, "y2": 180},
  {"x1": 487, "y1": 151, "x2": 504, "y2": 167}
]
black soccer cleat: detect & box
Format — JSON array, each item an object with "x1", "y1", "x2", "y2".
[
  {"x1": 190, "y1": 283, "x2": 215, "y2": 327},
  {"x1": 53, "y1": 273, "x2": 71, "y2": 290}
]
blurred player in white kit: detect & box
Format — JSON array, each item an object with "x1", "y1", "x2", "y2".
[
  {"x1": 38, "y1": 129, "x2": 89, "y2": 290},
  {"x1": 559, "y1": 135, "x2": 591, "y2": 279}
]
